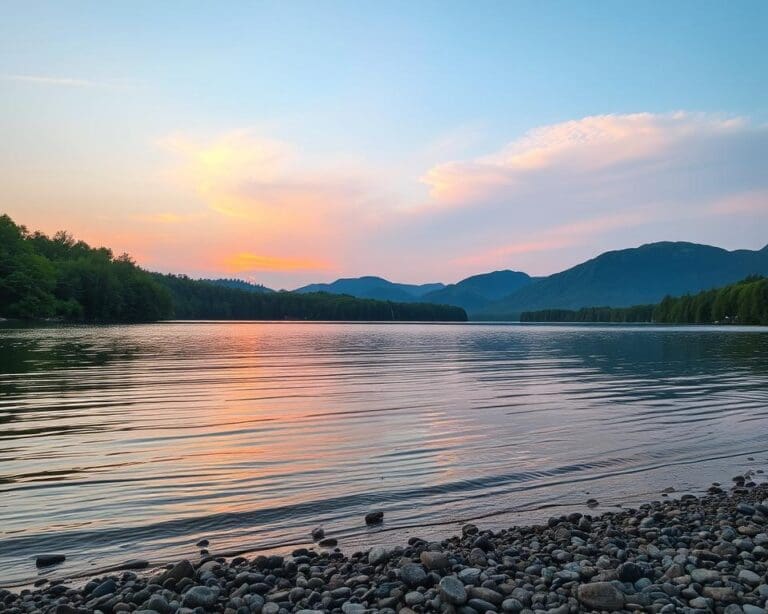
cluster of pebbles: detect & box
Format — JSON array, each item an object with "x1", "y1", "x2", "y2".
[{"x1": 2, "y1": 477, "x2": 768, "y2": 614}]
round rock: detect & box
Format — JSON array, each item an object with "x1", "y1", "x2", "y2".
[
  {"x1": 577, "y1": 582, "x2": 625, "y2": 611},
  {"x1": 400, "y1": 563, "x2": 428, "y2": 588},
  {"x1": 439, "y1": 576, "x2": 467, "y2": 605}
]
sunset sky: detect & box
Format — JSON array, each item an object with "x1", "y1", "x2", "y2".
[{"x1": 2, "y1": 1, "x2": 767, "y2": 288}]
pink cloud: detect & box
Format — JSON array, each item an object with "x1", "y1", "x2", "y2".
[
  {"x1": 5, "y1": 112, "x2": 764, "y2": 288},
  {"x1": 708, "y1": 190, "x2": 768, "y2": 215},
  {"x1": 422, "y1": 113, "x2": 753, "y2": 206},
  {"x1": 454, "y1": 209, "x2": 661, "y2": 269}
]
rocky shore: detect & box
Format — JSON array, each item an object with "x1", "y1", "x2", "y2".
[{"x1": 2, "y1": 477, "x2": 768, "y2": 614}]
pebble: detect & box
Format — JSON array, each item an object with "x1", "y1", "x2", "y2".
[
  {"x1": 577, "y1": 581, "x2": 625, "y2": 610},
  {"x1": 35, "y1": 554, "x2": 66, "y2": 567},
  {"x1": 400, "y1": 563, "x2": 428, "y2": 587},
  {"x1": 458, "y1": 567, "x2": 482, "y2": 585},
  {"x1": 691, "y1": 568, "x2": 722, "y2": 584},
  {"x1": 739, "y1": 569, "x2": 763, "y2": 585},
  {"x1": 439, "y1": 576, "x2": 467, "y2": 605},
  {"x1": 365, "y1": 511, "x2": 384, "y2": 525},
  {"x1": 420, "y1": 550, "x2": 450, "y2": 570},
  {"x1": 5, "y1": 477, "x2": 768, "y2": 614},
  {"x1": 404, "y1": 590, "x2": 425, "y2": 606},
  {"x1": 91, "y1": 578, "x2": 117, "y2": 598},
  {"x1": 181, "y1": 585, "x2": 218, "y2": 608},
  {"x1": 368, "y1": 545, "x2": 389, "y2": 565}
]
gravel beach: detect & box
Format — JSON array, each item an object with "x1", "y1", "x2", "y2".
[{"x1": 2, "y1": 477, "x2": 767, "y2": 614}]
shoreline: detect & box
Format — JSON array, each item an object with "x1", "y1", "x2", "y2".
[{"x1": 3, "y1": 476, "x2": 767, "y2": 613}]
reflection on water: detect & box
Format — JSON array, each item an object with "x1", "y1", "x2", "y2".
[{"x1": 1, "y1": 322, "x2": 767, "y2": 586}]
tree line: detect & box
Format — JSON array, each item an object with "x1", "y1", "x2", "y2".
[
  {"x1": 521, "y1": 276, "x2": 768, "y2": 325},
  {"x1": 0, "y1": 214, "x2": 467, "y2": 322},
  {"x1": 157, "y1": 273, "x2": 466, "y2": 321},
  {"x1": 520, "y1": 304, "x2": 655, "y2": 323},
  {"x1": 0, "y1": 214, "x2": 172, "y2": 321}
]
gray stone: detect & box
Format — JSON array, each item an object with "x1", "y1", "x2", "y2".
[
  {"x1": 404, "y1": 591, "x2": 425, "y2": 606},
  {"x1": 577, "y1": 582, "x2": 625, "y2": 611},
  {"x1": 501, "y1": 598, "x2": 524, "y2": 612},
  {"x1": 91, "y1": 579, "x2": 117, "y2": 599},
  {"x1": 468, "y1": 597, "x2": 497, "y2": 612},
  {"x1": 470, "y1": 587, "x2": 504, "y2": 605},
  {"x1": 163, "y1": 559, "x2": 195, "y2": 583},
  {"x1": 690, "y1": 596, "x2": 713, "y2": 609},
  {"x1": 35, "y1": 554, "x2": 66, "y2": 567},
  {"x1": 690, "y1": 568, "x2": 720, "y2": 584},
  {"x1": 368, "y1": 546, "x2": 389, "y2": 566},
  {"x1": 262, "y1": 603, "x2": 280, "y2": 614},
  {"x1": 458, "y1": 567, "x2": 482, "y2": 585},
  {"x1": 420, "y1": 550, "x2": 450, "y2": 570},
  {"x1": 439, "y1": 576, "x2": 467, "y2": 605},
  {"x1": 738, "y1": 569, "x2": 762, "y2": 586},
  {"x1": 617, "y1": 562, "x2": 644, "y2": 583},
  {"x1": 702, "y1": 586, "x2": 736, "y2": 602},
  {"x1": 182, "y1": 586, "x2": 219, "y2": 609},
  {"x1": 400, "y1": 563, "x2": 427, "y2": 588},
  {"x1": 147, "y1": 594, "x2": 170, "y2": 614},
  {"x1": 365, "y1": 511, "x2": 384, "y2": 525}
]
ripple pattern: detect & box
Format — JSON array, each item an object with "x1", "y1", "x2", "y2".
[{"x1": 1, "y1": 322, "x2": 768, "y2": 586}]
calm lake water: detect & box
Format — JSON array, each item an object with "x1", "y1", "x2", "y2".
[{"x1": 1, "y1": 322, "x2": 768, "y2": 586}]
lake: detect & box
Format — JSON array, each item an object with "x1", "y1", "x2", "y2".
[{"x1": 1, "y1": 322, "x2": 767, "y2": 587}]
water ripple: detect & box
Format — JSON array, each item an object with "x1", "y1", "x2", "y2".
[{"x1": 0, "y1": 322, "x2": 767, "y2": 586}]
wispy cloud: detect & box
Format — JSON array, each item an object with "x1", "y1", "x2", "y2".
[
  {"x1": 2, "y1": 74, "x2": 100, "y2": 87},
  {"x1": 132, "y1": 211, "x2": 209, "y2": 224},
  {"x1": 453, "y1": 209, "x2": 662, "y2": 268},
  {"x1": 13, "y1": 112, "x2": 763, "y2": 286},
  {"x1": 708, "y1": 190, "x2": 768, "y2": 215},
  {"x1": 222, "y1": 252, "x2": 329, "y2": 273},
  {"x1": 421, "y1": 113, "x2": 759, "y2": 207}
]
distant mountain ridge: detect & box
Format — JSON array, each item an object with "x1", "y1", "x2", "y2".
[
  {"x1": 478, "y1": 242, "x2": 768, "y2": 318},
  {"x1": 421, "y1": 270, "x2": 534, "y2": 312},
  {"x1": 294, "y1": 276, "x2": 444, "y2": 302},
  {"x1": 288, "y1": 242, "x2": 768, "y2": 319}
]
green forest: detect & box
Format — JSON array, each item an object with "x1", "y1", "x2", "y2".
[
  {"x1": 157, "y1": 273, "x2": 467, "y2": 321},
  {"x1": 0, "y1": 215, "x2": 466, "y2": 322},
  {"x1": 520, "y1": 304, "x2": 656, "y2": 323},
  {"x1": 521, "y1": 276, "x2": 768, "y2": 325},
  {"x1": 0, "y1": 214, "x2": 173, "y2": 321}
]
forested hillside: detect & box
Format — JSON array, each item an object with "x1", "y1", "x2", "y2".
[
  {"x1": 158, "y1": 274, "x2": 467, "y2": 321},
  {"x1": 0, "y1": 214, "x2": 466, "y2": 323},
  {"x1": 481, "y1": 242, "x2": 768, "y2": 318},
  {"x1": 521, "y1": 277, "x2": 768, "y2": 324},
  {"x1": 0, "y1": 214, "x2": 172, "y2": 321},
  {"x1": 520, "y1": 305, "x2": 656, "y2": 323},
  {"x1": 654, "y1": 276, "x2": 767, "y2": 324}
]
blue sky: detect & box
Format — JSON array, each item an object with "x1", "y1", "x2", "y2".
[{"x1": 2, "y1": 1, "x2": 767, "y2": 287}]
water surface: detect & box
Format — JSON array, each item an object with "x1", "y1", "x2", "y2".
[{"x1": 1, "y1": 322, "x2": 767, "y2": 586}]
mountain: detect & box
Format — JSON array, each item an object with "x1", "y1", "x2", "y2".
[
  {"x1": 294, "y1": 276, "x2": 444, "y2": 302},
  {"x1": 203, "y1": 278, "x2": 274, "y2": 293},
  {"x1": 421, "y1": 270, "x2": 534, "y2": 312},
  {"x1": 479, "y1": 242, "x2": 768, "y2": 318},
  {"x1": 158, "y1": 274, "x2": 467, "y2": 322}
]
